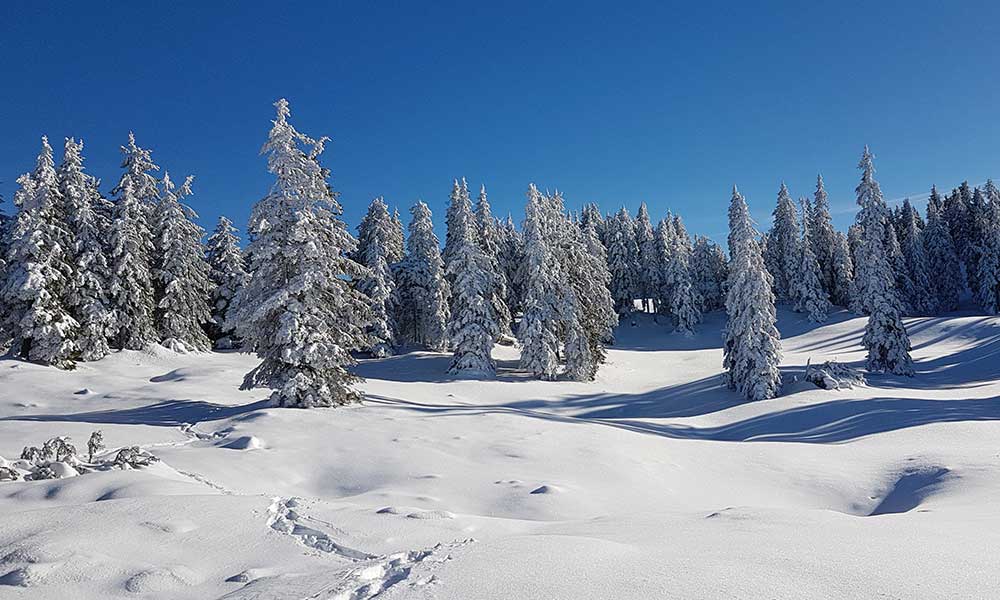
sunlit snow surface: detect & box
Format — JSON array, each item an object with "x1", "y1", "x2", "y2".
[{"x1": 1, "y1": 308, "x2": 998, "y2": 598}]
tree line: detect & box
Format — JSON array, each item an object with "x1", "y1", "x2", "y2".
[{"x1": 1, "y1": 99, "x2": 995, "y2": 406}]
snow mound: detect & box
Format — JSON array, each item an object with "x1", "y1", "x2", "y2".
[
  {"x1": 123, "y1": 566, "x2": 198, "y2": 594},
  {"x1": 529, "y1": 484, "x2": 561, "y2": 495},
  {"x1": 406, "y1": 509, "x2": 455, "y2": 520},
  {"x1": 220, "y1": 435, "x2": 264, "y2": 450}
]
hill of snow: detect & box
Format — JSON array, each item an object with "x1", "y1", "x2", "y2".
[{"x1": 1, "y1": 308, "x2": 998, "y2": 598}]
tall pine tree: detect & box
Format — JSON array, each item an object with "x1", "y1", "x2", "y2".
[
  {"x1": 396, "y1": 201, "x2": 450, "y2": 351},
  {"x1": 233, "y1": 99, "x2": 372, "y2": 407},
  {"x1": 204, "y1": 216, "x2": 247, "y2": 347}
]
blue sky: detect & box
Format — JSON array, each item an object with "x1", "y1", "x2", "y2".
[{"x1": 1, "y1": 2, "x2": 998, "y2": 244}]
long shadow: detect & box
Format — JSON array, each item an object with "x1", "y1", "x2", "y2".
[
  {"x1": 365, "y1": 393, "x2": 1000, "y2": 444},
  {"x1": 0, "y1": 398, "x2": 271, "y2": 427}
]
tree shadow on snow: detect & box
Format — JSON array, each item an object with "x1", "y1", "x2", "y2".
[{"x1": 0, "y1": 398, "x2": 271, "y2": 427}]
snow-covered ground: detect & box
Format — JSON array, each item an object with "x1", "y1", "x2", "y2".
[{"x1": 1, "y1": 308, "x2": 998, "y2": 598}]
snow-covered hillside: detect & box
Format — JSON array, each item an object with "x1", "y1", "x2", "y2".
[{"x1": 1, "y1": 308, "x2": 998, "y2": 599}]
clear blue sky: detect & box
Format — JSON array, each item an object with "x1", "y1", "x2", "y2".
[{"x1": 1, "y1": 2, "x2": 998, "y2": 244}]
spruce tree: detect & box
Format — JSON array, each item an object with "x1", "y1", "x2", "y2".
[
  {"x1": 204, "y1": 216, "x2": 247, "y2": 347},
  {"x1": 789, "y1": 198, "x2": 831, "y2": 322},
  {"x1": 898, "y1": 204, "x2": 936, "y2": 315},
  {"x1": 108, "y1": 133, "x2": 159, "y2": 350},
  {"x1": 809, "y1": 175, "x2": 837, "y2": 298},
  {"x1": 606, "y1": 207, "x2": 639, "y2": 316},
  {"x1": 356, "y1": 196, "x2": 398, "y2": 357},
  {"x1": 58, "y1": 138, "x2": 112, "y2": 361},
  {"x1": 232, "y1": 99, "x2": 372, "y2": 407},
  {"x1": 498, "y1": 214, "x2": 525, "y2": 317},
  {"x1": 475, "y1": 184, "x2": 512, "y2": 337},
  {"x1": 152, "y1": 173, "x2": 212, "y2": 352},
  {"x1": 666, "y1": 216, "x2": 701, "y2": 335},
  {"x1": 923, "y1": 197, "x2": 962, "y2": 313},
  {"x1": 635, "y1": 202, "x2": 657, "y2": 312},
  {"x1": 517, "y1": 186, "x2": 563, "y2": 379},
  {"x1": 653, "y1": 216, "x2": 676, "y2": 320},
  {"x1": 1, "y1": 137, "x2": 78, "y2": 367},
  {"x1": 388, "y1": 207, "x2": 405, "y2": 265},
  {"x1": 764, "y1": 183, "x2": 799, "y2": 302},
  {"x1": 723, "y1": 186, "x2": 782, "y2": 401},
  {"x1": 691, "y1": 236, "x2": 728, "y2": 312},
  {"x1": 396, "y1": 201, "x2": 450, "y2": 351},
  {"x1": 884, "y1": 223, "x2": 913, "y2": 314},
  {"x1": 446, "y1": 185, "x2": 498, "y2": 377},
  {"x1": 830, "y1": 230, "x2": 854, "y2": 308},
  {"x1": 976, "y1": 181, "x2": 1000, "y2": 314},
  {"x1": 852, "y1": 147, "x2": 913, "y2": 375},
  {"x1": 943, "y1": 186, "x2": 971, "y2": 291}
]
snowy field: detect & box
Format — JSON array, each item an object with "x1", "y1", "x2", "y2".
[{"x1": 1, "y1": 307, "x2": 998, "y2": 599}]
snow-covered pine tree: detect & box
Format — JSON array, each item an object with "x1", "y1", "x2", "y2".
[
  {"x1": 606, "y1": 207, "x2": 639, "y2": 316},
  {"x1": 232, "y1": 99, "x2": 372, "y2": 408},
  {"x1": 152, "y1": 173, "x2": 212, "y2": 352},
  {"x1": 943, "y1": 186, "x2": 971, "y2": 292},
  {"x1": 446, "y1": 184, "x2": 498, "y2": 377},
  {"x1": 108, "y1": 133, "x2": 160, "y2": 350},
  {"x1": 443, "y1": 178, "x2": 474, "y2": 279},
  {"x1": 690, "y1": 235, "x2": 728, "y2": 312},
  {"x1": 653, "y1": 216, "x2": 676, "y2": 320},
  {"x1": 1, "y1": 137, "x2": 79, "y2": 367},
  {"x1": 976, "y1": 180, "x2": 1000, "y2": 314},
  {"x1": 852, "y1": 147, "x2": 913, "y2": 375},
  {"x1": 396, "y1": 201, "x2": 450, "y2": 351},
  {"x1": 923, "y1": 196, "x2": 963, "y2": 313},
  {"x1": 830, "y1": 230, "x2": 854, "y2": 308},
  {"x1": 965, "y1": 186, "x2": 989, "y2": 297},
  {"x1": 666, "y1": 215, "x2": 701, "y2": 335},
  {"x1": 580, "y1": 203, "x2": 606, "y2": 246},
  {"x1": 898, "y1": 203, "x2": 936, "y2": 315},
  {"x1": 475, "y1": 184, "x2": 512, "y2": 337},
  {"x1": 789, "y1": 198, "x2": 831, "y2": 322},
  {"x1": 809, "y1": 175, "x2": 837, "y2": 298},
  {"x1": 517, "y1": 186, "x2": 564, "y2": 380},
  {"x1": 388, "y1": 207, "x2": 405, "y2": 265},
  {"x1": 635, "y1": 202, "x2": 657, "y2": 312},
  {"x1": 355, "y1": 196, "x2": 398, "y2": 357},
  {"x1": 764, "y1": 183, "x2": 799, "y2": 302},
  {"x1": 723, "y1": 186, "x2": 782, "y2": 401},
  {"x1": 498, "y1": 214, "x2": 525, "y2": 317},
  {"x1": 566, "y1": 208, "x2": 618, "y2": 376},
  {"x1": 884, "y1": 223, "x2": 913, "y2": 314},
  {"x1": 57, "y1": 138, "x2": 112, "y2": 361},
  {"x1": 204, "y1": 216, "x2": 247, "y2": 347}
]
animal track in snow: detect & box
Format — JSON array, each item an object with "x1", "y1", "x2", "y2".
[{"x1": 267, "y1": 497, "x2": 374, "y2": 560}]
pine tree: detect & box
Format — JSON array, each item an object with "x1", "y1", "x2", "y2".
[
  {"x1": 606, "y1": 207, "x2": 639, "y2": 316},
  {"x1": 567, "y1": 210, "x2": 618, "y2": 376},
  {"x1": 943, "y1": 186, "x2": 971, "y2": 292},
  {"x1": 108, "y1": 133, "x2": 159, "y2": 350},
  {"x1": 898, "y1": 204, "x2": 936, "y2": 315},
  {"x1": 884, "y1": 223, "x2": 913, "y2": 314},
  {"x1": 830, "y1": 230, "x2": 854, "y2": 308},
  {"x1": 475, "y1": 184, "x2": 512, "y2": 337},
  {"x1": 388, "y1": 207, "x2": 405, "y2": 265},
  {"x1": 517, "y1": 186, "x2": 563, "y2": 379},
  {"x1": 976, "y1": 181, "x2": 1000, "y2": 313},
  {"x1": 723, "y1": 186, "x2": 782, "y2": 401},
  {"x1": 1, "y1": 137, "x2": 78, "y2": 367},
  {"x1": 396, "y1": 201, "x2": 450, "y2": 351},
  {"x1": 923, "y1": 196, "x2": 963, "y2": 313},
  {"x1": 232, "y1": 99, "x2": 372, "y2": 408},
  {"x1": 635, "y1": 203, "x2": 657, "y2": 312},
  {"x1": 789, "y1": 198, "x2": 831, "y2": 322},
  {"x1": 809, "y1": 175, "x2": 837, "y2": 298},
  {"x1": 580, "y1": 203, "x2": 606, "y2": 246},
  {"x1": 58, "y1": 138, "x2": 112, "y2": 361},
  {"x1": 691, "y1": 236, "x2": 728, "y2": 312},
  {"x1": 764, "y1": 183, "x2": 800, "y2": 302},
  {"x1": 356, "y1": 196, "x2": 398, "y2": 357},
  {"x1": 443, "y1": 178, "x2": 473, "y2": 278},
  {"x1": 498, "y1": 214, "x2": 525, "y2": 317},
  {"x1": 204, "y1": 216, "x2": 247, "y2": 347},
  {"x1": 446, "y1": 184, "x2": 498, "y2": 377},
  {"x1": 666, "y1": 215, "x2": 702, "y2": 335},
  {"x1": 852, "y1": 147, "x2": 913, "y2": 375},
  {"x1": 653, "y1": 216, "x2": 676, "y2": 320},
  {"x1": 152, "y1": 173, "x2": 212, "y2": 352}
]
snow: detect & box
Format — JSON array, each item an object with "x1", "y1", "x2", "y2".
[{"x1": 1, "y1": 308, "x2": 999, "y2": 598}]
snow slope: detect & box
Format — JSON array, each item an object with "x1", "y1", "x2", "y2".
[{"x1": 1, "y1": 308, "x2": 998, "y2": 598}]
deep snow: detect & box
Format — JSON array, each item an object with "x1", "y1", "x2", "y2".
[{"x1": 1, "y1": 308, "x2": 998, "y2": 598}]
